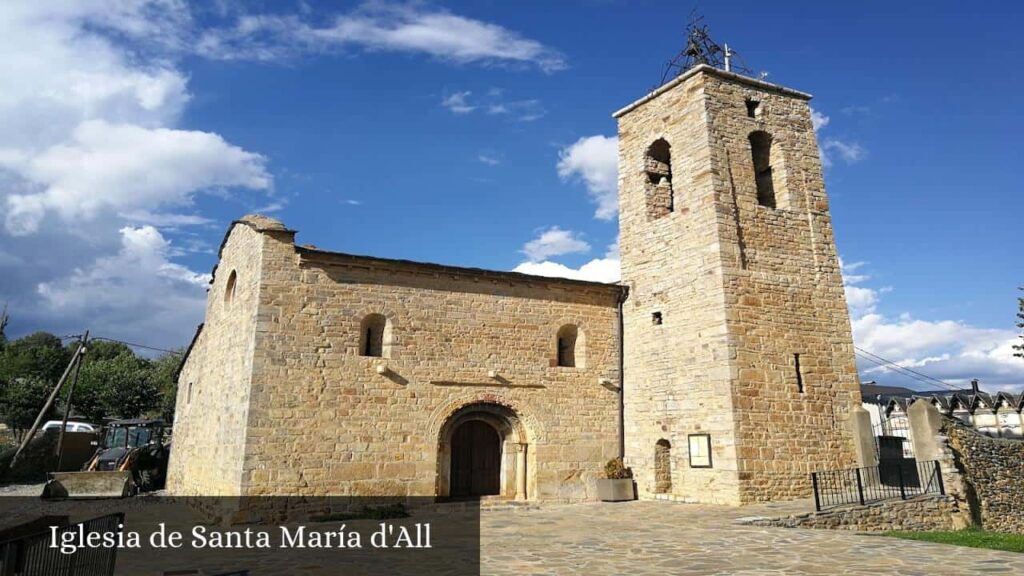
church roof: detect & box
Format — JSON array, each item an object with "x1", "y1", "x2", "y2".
[{"x1": 296, "y1": 244, "x2": 628, "y2": 294}]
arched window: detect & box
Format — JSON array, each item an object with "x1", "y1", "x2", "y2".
[
  {"x1": 556, "y1": 324, "x2": 585, "y2": 368},
  {"x1": 749, "y1": 131, "x2": 776, "y2": 208},
  {"x1": 655, "y1": 439, "x2": 672, "y2": 494},
  {"x1": 224, "y1": 270, "x2": 237, "y2": 307},
  {"x1": 360, "y1": 313, "x2": 390, "y2": 358},
  {"x1": 643, "y1": 139, "x2": 673, "y2": 219}
]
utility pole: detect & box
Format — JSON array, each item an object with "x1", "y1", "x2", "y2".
[
  {"x1": 11, "y1": 333, "x2": 87, "y2": 466},
  {"x1": 56, "y1": 331, "x2": 89, "y2": 472},
  {"x1": 0, "y1": 302, "x2": 8, "y2": 343}
]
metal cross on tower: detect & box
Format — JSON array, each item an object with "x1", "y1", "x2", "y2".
[{"x1": 659, "y1": 14, "x2": 753, "y2": 87}]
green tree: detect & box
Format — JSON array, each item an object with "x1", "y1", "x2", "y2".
[
  {"x1": 0, "y1": 376, "x2": 53, "y2": 443},
  {"x1": 0, "y1": 332, "x2": 71, "y2": 441},
  {"x1": 150, "y1": 352, "x2": 181, "y2": 424},
  {"x1": 1015, "y1": 287, "x2": 1024, "y2": 359},
  {"x1": 75, "y1": 351, "x2": 160, "y2": 422},
  {"x1": 0, "y1": 332, "x2": 72, "y2": 386}
]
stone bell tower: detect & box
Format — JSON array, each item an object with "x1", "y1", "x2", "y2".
[{"x1": 614, "y1": 64, "x2": 862, "y2": 504}]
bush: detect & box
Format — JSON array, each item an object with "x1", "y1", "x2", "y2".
[{"x1": 604, "y1": 457, "x2": 633, "y2": 480}]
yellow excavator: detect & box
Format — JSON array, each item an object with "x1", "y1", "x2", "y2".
[{"x1": 41, "y1": 419, "x2": 170, "y2": 499}]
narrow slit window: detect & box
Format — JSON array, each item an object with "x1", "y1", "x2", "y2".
[
  {"x1": 794, "y1": 353, "x2": 804, "y2": 394},
  {"x1": 224, "y1": 270, "x2": 237, "y2": 307},
  {"x1": 556, "y1": 324, "x2": 579, "y2": 367},
  {"x1": 360, "y1": 313, "x2": 389, "y2": 358},
  {"x1": 749, "y1": 131, "x2": 776, "y2": 209}
]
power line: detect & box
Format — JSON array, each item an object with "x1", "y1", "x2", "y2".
[
  {"x1": 854, "y1": 346, "x2": 967, "y2": 393},
  {"x1": 855, "y1": 346, "x2": 960, "y2": 390},
  {"x1": 91, "y1": 336, "x2": 181, "y2": 355},
  {"x1": 855, "y1": 351, "x2": 945, "y2": 390}
]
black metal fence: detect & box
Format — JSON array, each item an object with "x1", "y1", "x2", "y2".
[
  {"x1": 811, "y1": 460, "x2": 944, "y2": 512},
  {"x1": 0, "y1": 513, "x2": 123, "y2": 576}
]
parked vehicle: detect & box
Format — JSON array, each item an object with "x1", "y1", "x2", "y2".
[
  {"x1": 41, "y1": 419, "x2": 171, "y2": 499},
  {"x1": 41, "y1": 420, "x2": 97, "y2": 433}
]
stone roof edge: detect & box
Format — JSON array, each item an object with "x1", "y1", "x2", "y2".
[
  {"x1": 209, "y1": 216, "x2": 297, "y2": 284},
  {"x1": 296, "y1": 246, "x2": 629, "y2": 297},
  {"x1": 612, "y1": 64, "x2": 813, "y2": 119}
]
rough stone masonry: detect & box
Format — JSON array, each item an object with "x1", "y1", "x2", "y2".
[{"x1": 168, "y1": 65, "x2": 862, "y2": 505}]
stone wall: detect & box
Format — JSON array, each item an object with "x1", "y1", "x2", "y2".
[
  {"x1": 167, "y1": 218, "x2": 272, "y2": 496},
  {"x1": 743, "y1": 495, "x2": 963, "y2": 532},
  {"x1": 614, "y1": 65, "x2": 860, "y2": 504},
  {"x1": 945, "y1": 420, "x2": 1024, "y2": 534},
  {"x1": 616, "y1": 66, "x2": 743, "y2": 505},
  {"x1": 170, "y1": 216, "x2": 625, "y2": 501},
  {"x1": 702, "y1": 72, "x2": 861, "y2": 502}
]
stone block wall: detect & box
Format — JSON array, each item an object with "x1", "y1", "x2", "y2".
[
  {"x1": 167, "y1": 218, "x2": 274, "y2": 495},
  {"x1": 945, "y1": 420, "x2": 1024, "y2": 534},
  {"x1": 616, "y1": 69, "x2": 742, "y2": 504},
  {"x1": 205, "y1": 226, "x2": 626, "y2": 501},
  {"x1": 702, "y1": 72, "x2": 861, "y2": 502},
  {"x1": 170, "y1": 218, "x2": 624, "y2": 501},
  {"x1": 743, "y1": 495, "x2": 962, "y2": 532},
  {"x1": 614, "y1": 66, "x2": 860, "y2": 505}
]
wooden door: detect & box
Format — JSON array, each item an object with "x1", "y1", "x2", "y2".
[{"x1": 450, "y1": 420, "x2": 502, "y2": 497}]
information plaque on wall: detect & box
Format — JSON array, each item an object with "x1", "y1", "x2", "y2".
[{"x1": 688, "y1": 434, "x2": 712, "y2": 468}]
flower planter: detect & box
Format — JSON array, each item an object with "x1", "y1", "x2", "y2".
[{"x1": 597, "y1": 478, "x2": 636, "y2": 502}]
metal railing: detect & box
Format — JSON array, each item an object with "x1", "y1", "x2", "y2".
[
  {"x1": 0, "y1": 513, "x2": 123, "y2": 576},
  {"x1": 811, "y1": 460, "x2": 944, "y2": 512}
]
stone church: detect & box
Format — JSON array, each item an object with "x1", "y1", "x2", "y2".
[{"x1": 167, "y1": 63, "x2": 862, "y2": 505}]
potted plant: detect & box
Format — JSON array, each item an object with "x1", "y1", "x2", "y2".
[{"x1": 597, "y1": 457, "x2": 635, "y2": 502}]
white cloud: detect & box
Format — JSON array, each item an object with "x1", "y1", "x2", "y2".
[
  {"x1": 443, "y1": 89, "x2": 545, "y2": 122},
  {"x1": 842, "y1": 260, "x2": 1024, "y2": 393},
  {"x1": 557, "y1": 135, "x2": 619, "y2": 221},
  {"x1": 513, "y1": 241, "x2": 619, "y2": 284},
  {"x1": 441, "y1": 91, "x2": 475, "y2": 114},
  {"x1": 486, "y1": 99, "x2": 545, "y2": 122},
  {"x1": 810, "y1": 108, "x2": 830, "y2": 131},
  {"x1": 118, "y1": 210, "x2": 215, "y2": 228},
  {"x1": 36, "y1": 226, "x2": 209, "y2": 345},
  {"x1": 0, "y1": 1, "x2": 272, "y2": 350},
  {"x1": 197, "y1": 3, "x2": 566, "y2": 72},
  {"x1": 810, "y1": 107, "x2": 865, "y2": 168},
  {"x1": 822, "y1": 139, "x2": 866, "y2": 164},
  {"x1": 521, "y1": 227, "x2": 590, "y2": 261},
  {"x1": 841, "y1": 259, "x2": 887, "y2": 318},
  {"x1": 478, "y1": 153, "x2": 501, "y2": 166},
  {"x1": 3, "y1": 120, "x2": 270, "y2": 235}
]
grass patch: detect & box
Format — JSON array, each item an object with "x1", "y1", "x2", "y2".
[{"x1": 882, "y1": 527, "x2": 1024, "y2": 553}]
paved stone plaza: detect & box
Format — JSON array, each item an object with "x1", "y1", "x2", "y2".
[{"x1": 481, "y1": 501, "x2": 1024, "y2": 575}]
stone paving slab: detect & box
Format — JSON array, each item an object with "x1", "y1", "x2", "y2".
[{"x1": 480, "y1": 500, "x2": 1024, "y2": 576}]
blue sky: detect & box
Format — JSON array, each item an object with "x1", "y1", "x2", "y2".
[{"x1": 0, "y1": 1, "x2": 1021, "y2": 392}]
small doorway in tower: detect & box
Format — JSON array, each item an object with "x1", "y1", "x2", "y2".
[
  {"x1": 450, "y1": 420, "x2": 502, "y2": 497},
  {"x1": 655, "y1": 439, "x2": 672, "y2": 494}
]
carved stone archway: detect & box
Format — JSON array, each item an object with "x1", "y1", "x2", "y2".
[{"x1": 436, "y1": 402, "x2": 531, "y2": 500}]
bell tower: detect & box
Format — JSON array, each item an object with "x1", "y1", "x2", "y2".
[{"x1": 615, "y1": 58, "x2": 861, "y2": 503}]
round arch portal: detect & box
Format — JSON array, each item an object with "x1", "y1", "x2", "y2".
[{"x1": 436, "y1": 402, "x2": 530, "y2": 500}]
